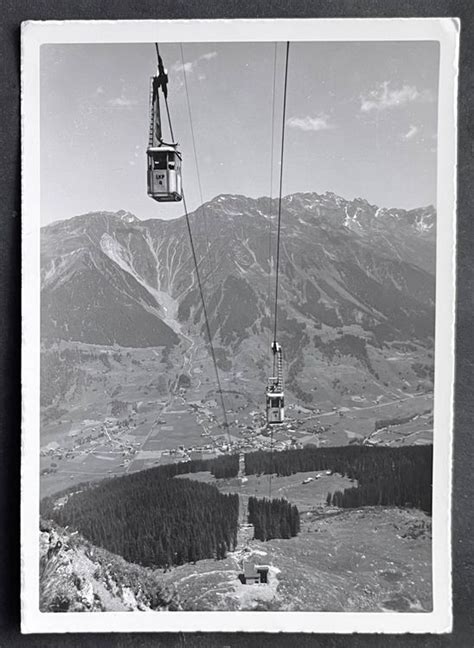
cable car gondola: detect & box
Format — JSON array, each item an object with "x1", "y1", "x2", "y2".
[
  {"x1": 147, "y1": 47, "x2": 183, "y2": 202},
  {"x1": 266, "y1": 341, "x2": 284, "y2": 424}
]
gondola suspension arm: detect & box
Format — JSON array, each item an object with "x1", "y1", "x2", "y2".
[{"x1": 147, "y1": 44, "x2": 182, "y2": 202}]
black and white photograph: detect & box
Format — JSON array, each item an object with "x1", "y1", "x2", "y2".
[{"x1": 21, "y1": 18, "x2": 458, "y2": 634}]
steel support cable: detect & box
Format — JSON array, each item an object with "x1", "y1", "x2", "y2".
[
  {"x1": 273, "y1": 41, "x2": 290, "y2": 346},
  {"x1": 179, "y1": 44, "x2": 225, "y2": 340},
  {"x1": 154, "y1": 43, "x2": 230, "y2": 437},
  {"x1": 179, "y1": 44, "x2": 229, "y2": 440},
  {"x1": 267, "y1": 42, "x2": 278, "y2": 501},
  {"x1": 268, "y1": 42, "x2": 278, "y2": 375},
  {"x1": 183, "y1": 194, "x2": 230, "y2": 435},
  {"x1": 164, "y1": 96, "x2": 175, "y2": 144},
  {"x1": 269, "y1": 41, "x2": 290, "y2": 501}
]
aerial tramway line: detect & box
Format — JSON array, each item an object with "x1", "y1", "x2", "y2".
[
  {"x1": 266, "y1": 41, "x2": 290, "y2": 428},
  {"x1": 146, "y1": 43, "x2": 230, "y2": 441},
  {"x1": 145, "y1": 42, "x2": 291, "y2": 444}
]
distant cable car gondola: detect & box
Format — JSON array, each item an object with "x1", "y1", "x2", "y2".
[
  {"x1": 147, "y1": 48, "x2": 183, "y2": 202},
  {"x1": 266, "y1": 341, "x2": 284, "y2": 424}
]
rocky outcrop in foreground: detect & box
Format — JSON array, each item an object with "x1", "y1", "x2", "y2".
[{"x1": 39, "y1": 519, "x2": 180, "y2": 612}]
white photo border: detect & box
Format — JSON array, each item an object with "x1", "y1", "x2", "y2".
[{"x1": 21, "y1": 17, "x2": 459, "y2": 634}]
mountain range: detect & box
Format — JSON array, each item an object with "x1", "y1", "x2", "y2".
[{"x1": 41, "y1": 192, "x2": 436, "y2": 403}]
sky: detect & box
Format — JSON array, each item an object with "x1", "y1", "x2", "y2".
[{"x1": 40, "y1": 40, "x2": 439, "y2": 225}]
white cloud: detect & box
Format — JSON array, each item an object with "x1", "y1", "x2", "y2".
[
  {"x1": 287, "y1": 114, "x2": 335, "y2": 132},
  {"x1": 402, "y1": 124, "x2": 419, "y2": 140},
  {"x1": 107, "y1": 96, "x2": 138, "y2": 108},
  {"x1": 200, "y1": 51, "x2": 217, "y2": 61},
  {"x1": 180, "y1": 61, "x2": 195, "y2": 73},
  {"x1": 171, "y1": 51, "x2": 217, "y2": 75},
  {"x1": 360, "y1": 81, "x2": 433, "y2": 113}
]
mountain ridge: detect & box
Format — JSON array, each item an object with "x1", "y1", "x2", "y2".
[{"x1": 43, "y1": 191, "x2": 435, "y2": 231}]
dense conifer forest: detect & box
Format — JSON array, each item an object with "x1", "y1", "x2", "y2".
[
  {"x1": 40, "y1": 445, "x2": 432, "y2": 571},
  {"x1": 245, "y1": 445, "x2": 432, "y2": 514},
  {"x1": 248, "y1": 497, "x2": 300, "y2": 541},
  {"x1": 41, "y1": 459, "x2": 239, "y2": 568},
  {"x1": 207, "y1": 453, "x2": 240, "y2": 479},
  {"x1": 153, "y1": 453, "x2": 239, "y2": 479}
]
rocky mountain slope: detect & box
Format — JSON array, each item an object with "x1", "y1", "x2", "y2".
[
  {"x1": 39, "y1": 519, "x2": 180, "y2": 612},
  {"x1": 41, "y1": 193, "x2": 436, "y2": 405}
]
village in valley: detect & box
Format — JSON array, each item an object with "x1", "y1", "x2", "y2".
[{"x1": 40, "y1": 341, "x2": 433, "y2": 498}]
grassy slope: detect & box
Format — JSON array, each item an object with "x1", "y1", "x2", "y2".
[
  {"x1": 168, "y1": 471, "x2": 431, "y2": 611},
  {"x1": 158, "y1": 506, "x2": 431, "y2": 612}
]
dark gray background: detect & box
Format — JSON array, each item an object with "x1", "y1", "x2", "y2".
[{"x1": 1, "y1": 1, "x2": 472, "y2": 646}]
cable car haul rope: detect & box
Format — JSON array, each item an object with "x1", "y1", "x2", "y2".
[
  {"x1": 266, "y1": 41, "x2": 290, "y2": 429},
  {"x1": 146, "y1": 41, "x2": 291, "y2": 453},
  {"x1": 147, "y1": 43, "x2": 230, "y2": 439},
  {"x1": 267, "y1": 41, "x2": 290, "y2": 498}
]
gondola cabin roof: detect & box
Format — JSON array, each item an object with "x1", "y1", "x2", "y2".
[
  {"x1": 147, "y1": 146, "x2": 182, "y2": 158},
  {"x1": 266, "y1": 389, "x2": 284, "y2": 398},
  {"x1": 147, "y1": 145, "x2": 177, "y2": 152}
]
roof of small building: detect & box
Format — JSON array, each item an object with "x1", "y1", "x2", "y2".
[{"x1": 243, "y1": 563, "x2": 259, "y2": 578}]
